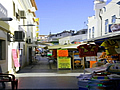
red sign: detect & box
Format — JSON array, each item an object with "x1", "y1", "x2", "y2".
[{"x1": 12, "y1": 49, "x2": 20, "y2": 67}]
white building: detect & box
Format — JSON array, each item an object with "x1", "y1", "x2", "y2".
[
  {"x1": 0, "y1": 0, "x2": 38, "y2": 73},
  {"x1": 88, "y1": 0, "x2": 120, "y2": 40},
  {"x1": 59, "y1": 29, "x2": 87, "y2": 45}
]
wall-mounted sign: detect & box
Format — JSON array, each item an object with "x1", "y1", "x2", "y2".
[{"x1": 110, "y1": 23, "x2": 120, "y2": 32}]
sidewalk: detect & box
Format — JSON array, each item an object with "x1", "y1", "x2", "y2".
[{"x1": 5, "y1": 55, "x2": 85, "y2": 90}]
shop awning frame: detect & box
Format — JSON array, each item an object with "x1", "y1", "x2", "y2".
[
  {"x1": 48, "y1": 43, "x2": 88, "y2": 50},
  {"x1": 85, "y1": 32, "x2": 120, "y2": 43}
]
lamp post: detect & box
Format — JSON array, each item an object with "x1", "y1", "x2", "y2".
[
  {"x1": 0, "y1": 17, "x2": 13, "y2": 21},
  {"x1": 116, "y1": 1, "x2": 120, "y2": 5}
]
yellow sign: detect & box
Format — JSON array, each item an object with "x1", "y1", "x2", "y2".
[
  {"x1": 36, "y1": 29, "x2": 39, "y2": 31},
  {"x1": 36, "y1": 32, "x2": 39, "y2": 37},
  {"x1": 36, "y1": 26, "x2": 39, "y2": 28},
  {"x1": 35, "y1": 18, "x2": 39, "y2": 22},
  {"x1": 57, "y1": 57, "x2": 71, "y2": 69}
]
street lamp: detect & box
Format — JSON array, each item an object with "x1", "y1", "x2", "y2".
[
  {"x1": 116, "y1": 1, "x2": 120, "y2": 5},
  {"x1": 0, "y1": 17, "x2": 13, "y2": 21},
  {"x1": 19, "y1": 24, "x2": 35, "y2": 26}
]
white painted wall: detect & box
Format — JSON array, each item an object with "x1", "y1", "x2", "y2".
[
  {"x1": 88, "y1": 0, "x2": 120, "y2": 39},
  {"x1": 59, "y1": 34, "x2": 87, "y2": 45}
]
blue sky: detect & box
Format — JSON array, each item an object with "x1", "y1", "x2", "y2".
[{"x1": 35, "y1": 0, "x2": 111, "y2": 35}]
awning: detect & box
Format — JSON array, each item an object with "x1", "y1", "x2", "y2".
[
  {"x1": 48, "y1": 43, "x2": 87, "y2": 50},
  {"x1": 48, "y1": 45, "x2": 65, "y2": 49},
  {"x1": 85, "y1": 32, "x2": 120, "y2": 44},
  {"x1": 62, "y1": 43, "x2": 86, "y2": 49}
]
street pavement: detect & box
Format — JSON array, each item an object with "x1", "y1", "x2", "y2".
[{"x1": 5, "y1": 55, "x2": 86, "y2": 90}]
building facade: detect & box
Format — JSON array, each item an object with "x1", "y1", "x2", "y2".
[
  {"x1": 88, "y1": 0, "x2": 120, "y2": 39},
  {"x1": 0, "y1": 0, "x2": 38, "y2": 73},
  {"x1": 59, "y1": 29, "x2": 87, "y2": 45},
  {"x1": 37, "y1": 35, "x2": 48, "y2": 42},
  {"x1": 48, "y1": 30, "x2": 75, "y2": 45}
]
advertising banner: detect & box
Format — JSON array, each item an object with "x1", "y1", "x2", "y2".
[
  {"x1": 109, "y1": 23, "x2": 120, "y2": 32},
  {"x1": 57, "y1": 57, "x2": 71, "y2": 69},
  {"x1": 12, "y1": 49, "x2": 20, "y2": 67}
]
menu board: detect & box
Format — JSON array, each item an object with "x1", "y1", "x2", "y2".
[{"x1": 57, "y1": 57, "x2": 71, "y2": 69}]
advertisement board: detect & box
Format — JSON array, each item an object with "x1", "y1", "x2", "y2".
[
  {"x1": 57, "y1": 57, "x2": 71, "y2": 69},
  {"x1": 57, "y1": 49, "x2": 68, "y2": 57},
  {"x1": 12, "y1": 49, "x2": 20, "y2": 67},
  {"x1": 109, "y1": 23, "x2": 120, "y2": 32}
]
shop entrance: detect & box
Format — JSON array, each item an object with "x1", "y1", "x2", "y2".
[{"x1": 29, "y1": 47, "x2": 32, "y2": 64}]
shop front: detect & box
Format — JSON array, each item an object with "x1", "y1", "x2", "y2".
[
  {"x1": 48, "y1": 44, "x2": 84, "y2": 70},
  {"x1": 77, "y1": 25, "x2": 120, "y2": 89}
]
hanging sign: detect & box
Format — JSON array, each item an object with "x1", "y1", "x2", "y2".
[
  {"x1": 57, "y1": 57, "x2": 71, "y2": 69},
  {"x1": 57, "y1": 49, "x2": 68, "y2": 57},
  {"x1": 12, "y1": 49, "x2": 20, "y2": 67}
]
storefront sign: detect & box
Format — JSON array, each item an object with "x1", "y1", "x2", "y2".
[
  {"x1": 57, "y1": 49, "x2": 68, "y2": 57},
  {"x1": 110, "y1": 23, "x2": 120, "y2": 32},
  {"x1": 57, "y1": 57, "x2": 71, "y2": 69},
  {"x1": 0, "y1": 3, "x2": 7, "y2": 17},
  {"x1": 12, "y1": 49, "x2": 20, "y2": 67}
]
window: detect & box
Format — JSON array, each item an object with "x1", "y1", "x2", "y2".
[
  {"x1": 0, "y1": 40, "x2": 6, "y2": 60},
  {"x1": 112, "y1": 15, "x2": 116, "y2": 23},
  {"x1": 105, "y1": 19, "x2": 108, "y2": 34},
  {"x1": 103, "y1": 7, "x2": 106, "y2": 12},
  {"x1": 89, "y1": 29, "x2": 91, "y2": 38},
  {"x1": 92, "y1": 27, "x2": 94, "y2": 38},
  {"x1": 13, "y1": 2, "x2": 15, "y2": 16}
]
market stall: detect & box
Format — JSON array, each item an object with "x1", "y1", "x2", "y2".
[
  {"x1": 48, "y1": 44, "x2": 83, "y2": 70},
  {"x1": 77, "y1": 31, "x2": 120, "y2": 89},
  {"x1": 77, "y1": 63, "x2": 120, "y2": 90},
  {"x1": 77, "y1": 43, "x2": 99, "y2": 69}
]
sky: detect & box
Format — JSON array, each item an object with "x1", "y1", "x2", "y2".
[{"x1": 35, "y1": 0, "x2": 112, "y2": 35}]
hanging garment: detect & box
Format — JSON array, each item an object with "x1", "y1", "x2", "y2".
[
  {"x1": 100, "y1": 39, "x2": 118, "y2": 55},
  {"x1": 77, "y1": 44, "x2": 99, "y2": 57}
]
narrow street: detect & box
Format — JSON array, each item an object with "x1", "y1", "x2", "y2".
[{"x1": 5, "y1": 55, "x2": 85, "y2": 90}]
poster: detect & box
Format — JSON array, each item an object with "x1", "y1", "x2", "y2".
[
  {"x1": 12, "y1": 49, "x2": 20, "y2": 67},
  {"x1": 57, "y1": 57, "x2": 71, "y2": 69}
]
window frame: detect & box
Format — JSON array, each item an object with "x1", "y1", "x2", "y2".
[
  {"x1": 105, "y1": 19, "x2": 108, "y2": 34},
  {"x1": 0, "y1": 39, "x2": 6, "y2": 60}
]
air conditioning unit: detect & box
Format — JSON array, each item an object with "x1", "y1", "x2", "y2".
[
  {"x1": 26, "y1": 38, "x2": 33, "y2": 44},
  {"x1": 20, "y1": 11, "x2": 26, "y2": 19},
  {"x1": 14, "y1": 31, "x2": 25, "y2": 42}
]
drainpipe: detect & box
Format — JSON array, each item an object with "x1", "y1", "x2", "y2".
[{"x1": 99, "y1": 9, "x2": 102, "y2": 36}]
